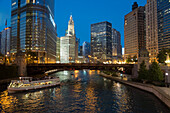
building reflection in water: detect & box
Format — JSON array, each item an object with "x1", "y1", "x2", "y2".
[
  {"x1": 0, "y1": 90, "x2": 18, "y2": 112},
  {"x1": 85, "y1": 87, "x2": 98, "y2": 112},
  {"x1": 74, "y1": 70, "x2": 79, "y2": 78},
  {"x1": 0, "y1": 70, "x2": 168, "y2": 113},
  {"x1": 112, "y1": 82, "x2": 132, "y2": 112}
]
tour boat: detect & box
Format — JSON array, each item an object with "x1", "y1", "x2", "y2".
[{"x1": 8, "y1": 76, "x2": 60, "y2": 93}]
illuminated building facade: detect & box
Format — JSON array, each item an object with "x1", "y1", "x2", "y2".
[
  {"x1": 11, "y1": 0, "x2": 57, "y2": 63},
  {"x1": 75, "y1": 38, "x2": 80, "y2": 61},
  {"x1": 91, "y1": 21, "x2": 112, "y2": 61},
  {"x1": 60, "y1": 15, "x2": 76, "y2": 63},
  {"x1": 56, "y1": 37, "x2": 60, "y2": 63},
  {"x1": 1, "y1": 27, "x2": 11, "y2": 56},
  {"x1": 145, "y1": 0, "x2": 159, "y2": 62},
  {"x1": 124, "y1": 2, "x2": 145, "y2": 59},
  {"x1": 112, "y1": 28, "x2": 122, "y2": 59},
  {"x1": 79, "y1": 46, "x2": 83, "y2": 56},
  {"x1": 157, "y1": 0, "x2": 170, "y2": 50},
  {"x1": 0, "y1": 32, "x2": 1, "y2": 53},
  {"x1": 83, "y1": 41, "x2": 90, "y2": 58}
]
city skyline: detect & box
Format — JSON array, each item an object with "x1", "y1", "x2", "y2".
[{"x1": 0, "y1": 0, "x2": 147, "y2": 46}]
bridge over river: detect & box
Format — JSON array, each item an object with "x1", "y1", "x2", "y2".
[{"x1": 27, "y1": 63, "x2": 135, "y2": 76}]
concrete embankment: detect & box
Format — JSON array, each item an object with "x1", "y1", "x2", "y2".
[{"x1": 100, "y1": 73, "x2": 170, "y2": 108}]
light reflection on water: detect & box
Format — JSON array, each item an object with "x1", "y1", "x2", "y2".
[{"x1": 0, "y1": 70, "x2": 169, "y2": 113}]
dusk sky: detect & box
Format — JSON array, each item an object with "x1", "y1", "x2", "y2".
[{"x1": 0, "y1": 0, "x2": 147, "y2": 47}]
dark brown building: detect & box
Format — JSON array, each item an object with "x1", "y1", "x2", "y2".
[{"x1": 124, "y1": 2, "x2": 146, "y2": 59}]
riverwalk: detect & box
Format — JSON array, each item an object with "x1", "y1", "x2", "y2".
[{"x1": 100, "y1": 73, "x2": 170, "y2": 108}]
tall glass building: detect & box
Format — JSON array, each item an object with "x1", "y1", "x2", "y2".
[
  {"x1": 56, "y1": 37, "x2": 60, "y2": 63},
  {"x1": 11, "y1": 0, "x2": 57, "y2": 63},
  {"x1": 0, "y1": 32, "x2": 1, "y2": 53},
  {"x1": 112, "y1": 28, "x2": 122, "y2": 59},
  {"x1": 157, "y1": 0, "x2": 170, "y2": 50},
  {"x1": 91, "y1": 21, "x2": 112, "y2": 61},
  {"x1": 82, "y1": 41, "x2": 90, "y2": 58},
  {"x1": 1, "y1": 27, "x2": 11, "y2": 56}
]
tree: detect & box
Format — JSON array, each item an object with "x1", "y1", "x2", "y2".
[
  {"x1": 148, "y1": 61, "x2": 163, "y2": 82},
  {"x1": 133, "y1": 55, "x2": 138, "y2": 62},
  {"x1": 157, "y1": 48, "x2": 166, "y2": 63},
  {"x1": 26, "y1": 51, "x2": 37, "y2": 64},
  {"x1": 157, "y1": 48, "x2": 170, "y2": 63},
  {"x1": 126, "y1": 55, "x2": 132, "y2": 63},
  {"x1": 138, "y1": 60, "x2": 148, "y2": 80},
  {"x1": 0, "y1": 52, "x2": 4, "y2": 57}
]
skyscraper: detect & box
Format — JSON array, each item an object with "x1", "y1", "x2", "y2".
[
  {"x1": 56, "y1": 37, "x2": 60, "y2": 63},
  {"x1": 91, "y1": 21, "x2": 112, "y2": 61},
  {"x1": 11, "y1": 0, "x2": 57, "y2": 63},
  {"x1": 60, "y1": 15, "x2": 76, "y2": 63},
  {"x1": 124, "y1": 2, "x2": 145, "y2": 59},
  {"x1": 145, "y1": 0, "x2": 159, "y2": 62},
  {"x1": 112, "y1": 28, "x2": 122, "y2": 59},
  {"x1": 0, "y1": 32, "x2": 1, "y2": 53},
  {"x1": 79, "y1": 46, "x2": 83, "y2": 56},
  {"x1": 157, "y1": 0, "x2": 170, "y2": 50},
  {"x1": 75, "y1": 38, "x2": 80, "y2": 61},
  {"x1": 82, "y1": 41, "x2": 90, "y2": 58},
  {"x1": 1, "y1": 27, "x2": 11, "y2": 56}
]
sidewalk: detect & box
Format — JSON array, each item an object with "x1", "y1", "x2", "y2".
[{"x1": 157, "y1": 87, "x2": 170, "y2": 97}]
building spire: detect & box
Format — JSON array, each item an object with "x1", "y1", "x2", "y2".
[{"x1": 67, "y1": 15, "x2": 75, "y2": 36}]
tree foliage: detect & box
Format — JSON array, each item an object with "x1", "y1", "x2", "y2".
[
  {"x1": 0, "y1": 52, "x2": 4, "y2": 57},
  {"x1": 26, "y1": 51, "x2": 37, "y2": 64},
  {"x1": 133, "y1": 55, "x2": 138, "y2": 62},
  {"x1": 157, "y1": 48, "x2": 170, "y2": 63},
  {"x1": 126, "y1": 55, "x2": 132, "y2": 63},
  {"x1": 148, "y1": 61, "x2": 164, "y2": 82},
  {"x1": 138, "y1": 60, "x2": 148, "y2": 80}
]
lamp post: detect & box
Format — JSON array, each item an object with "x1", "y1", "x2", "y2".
[{"x1": 165, "y1": 72, "x2": 169, "y2": 87}]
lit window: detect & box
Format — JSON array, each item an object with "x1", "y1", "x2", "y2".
[{"x1": 26, "y1": 0, "x2": 30, "y2": 3}]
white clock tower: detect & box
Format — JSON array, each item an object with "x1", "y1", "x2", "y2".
[{"x1": 67, "y1": 15, "x2": 75, "y2": 36}]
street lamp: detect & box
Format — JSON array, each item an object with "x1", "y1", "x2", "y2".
[{"x1": 165, "y1": 72, "x2": 169, "y2": 87}]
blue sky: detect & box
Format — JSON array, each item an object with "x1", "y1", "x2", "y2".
[{"x1": 0, "y1": 0, "x2": 147, "y2": 47}]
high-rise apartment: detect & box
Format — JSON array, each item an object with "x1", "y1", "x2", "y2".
[
  {"x1": 157, "y1": 0, "x2": 170, "y2": 50},
  {"x1": 145, "y1": 0, "x2": 158, "y2": 62},
  {"x1": 124, "y1": 2, "x2": 145, "y2": 59},
  {"x1": 11, "y1": 0, "x2": 57, "y2": 63},
  {"x1": 91, "y1": 21, "x2": 112, "y2": 61},
  {"x1": 1, "y1": 27, "x2": 11, "y2": 56},
  {"x1": 60, "y1": 15, "x2": 76, "y2": 63},
  {"x1": 112, "y1": 28, "x2": 122, "y2": 59}
]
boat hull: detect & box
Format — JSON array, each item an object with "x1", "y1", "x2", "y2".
[{"x1": 8, "y1": 82, "x2": 60, "y2": 94}]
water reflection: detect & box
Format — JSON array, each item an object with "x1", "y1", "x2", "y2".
[
  {"x1": 0, "y1": 91, "x2": 18, "y2": 112},
  {"x1": 0, "y1": 70, "x2": 169, "y2": 113}
]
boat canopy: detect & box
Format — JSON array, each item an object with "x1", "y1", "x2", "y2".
[{"x1": 19, "y1": 77, "x2": 33, "y2": 81}]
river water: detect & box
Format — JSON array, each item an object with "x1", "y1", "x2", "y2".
[{"x1": 0, "y1": 70, "x2": 169, "y2": 113}]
